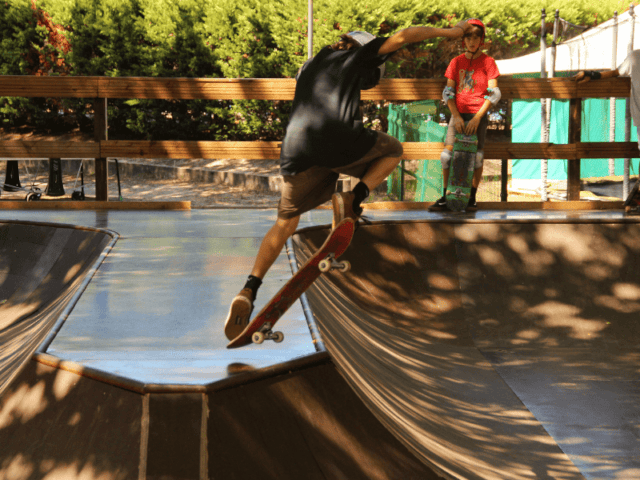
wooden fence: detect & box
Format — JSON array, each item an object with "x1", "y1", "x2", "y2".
[{"x1": 0, "y1": 75, "x2": 636, "y2": 201}]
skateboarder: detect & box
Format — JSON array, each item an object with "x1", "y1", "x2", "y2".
[
  {"x1": 225, "y1": 20, "x2": 474, "y2": 340},
  {"x1": 429, "y1": 18, "x2": 500, "y2": 212},
  {"x1": 574, "y1": 50, "x2": 640, "y2": 152}
]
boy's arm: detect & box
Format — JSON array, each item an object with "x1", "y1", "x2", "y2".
[
  {"x1": 446, "y1": 78, "x2": 465, "y2": 133},
  {"x1": 573, "y1": 69, "x2": 619, "y2": 84},
  {"x1": 465, "y1": 78, "x2": 498, "y2": 135},
  {"x1": 378, "y1": 20, "x2": 471, "y2": 56}
]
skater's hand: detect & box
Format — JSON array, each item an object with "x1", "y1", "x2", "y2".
[
  {"x1": 465, "y1": 116, "x2": 481, "y2": 135},
  {"x1": 453, "y1": 20, "x2": 471, "y2": 37},
  {"x1": 452, "y1": 115, "x2": 465, "y2": 133},
  {"x1": 572, "y1": 71, "x2": 591, "y2": 84}
]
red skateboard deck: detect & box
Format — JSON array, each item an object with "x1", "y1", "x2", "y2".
[{"x1": 227, "y1": 218, "x2": 355, "y2": 349}]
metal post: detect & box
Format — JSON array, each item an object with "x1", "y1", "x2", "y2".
[
  {"x1": 540, "y1": 9, "x2": 549, "y2": 201},
  {"x1": 610, "y1": 11, "x2": 618, "y2": 176},
  {"x1": 307, "y1": 0, "x2": 313, "y2": 59},
  {"x1": 94, "y1": 98, "x2": 108, "y2": 201},
  {"x1": 624, "y1": 4, "x2": 635, "y2": 199},
  {"x1": 551, "y1": 10, "x2": 559, "y2": 78}
]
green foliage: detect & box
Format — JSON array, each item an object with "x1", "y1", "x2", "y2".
[
  {"x1": 0, "y1": 0, "x2": 45, "y2": 75},
  {"x1": 0, "y1": 0, "x2": 633, "y2": 139}
]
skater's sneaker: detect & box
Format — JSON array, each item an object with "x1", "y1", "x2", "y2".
[
  {"x1": 332, "y1": 192, "x2": 362, "y2": 229},
  {"x1": 466, "y1": 198, "x2": 478, "y2": 212},
  {"x1": 224, "y1": 288, "x2": 255, "y2": 340},
  {"x1": 428, "y1": 195, "x2": 448, "y2": 211}
]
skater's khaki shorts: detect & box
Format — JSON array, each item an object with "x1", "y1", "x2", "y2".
[{"x1": 277, "y1": 131, "x2": 403, "y2": 219}]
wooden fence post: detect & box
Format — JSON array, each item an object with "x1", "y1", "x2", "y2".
[
  {"x1": 501, "y1": 159, "x2": 508, "y2": 201},
  {"x1": 568, "y1": 98, "x2": 582, "y2": 201},
  {"x1": 94, "y1": 97, "x2": 108, "y2": 201}
]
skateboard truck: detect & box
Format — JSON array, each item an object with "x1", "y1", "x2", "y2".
[
  {"x1": 318, "y1": 253, "x2": 351, "y2": 273},
  {"x1": 251, "y1": 322, "x2": 285, "y2": 345}
]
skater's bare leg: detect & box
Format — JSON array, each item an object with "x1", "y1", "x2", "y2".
[
  {"x1": 360, "y1": 154, "x2": 402, "y2": 191},
  {"x1": 250, "y1": 215, "x2": 300, "y2": 280}
]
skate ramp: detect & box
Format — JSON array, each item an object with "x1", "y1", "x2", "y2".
[
  {"x1": 0, "y1": 220, "x2": 115, "y2": 396},
  {"x1": 294, "y1": 219, "x2": 640, "y2": 480}
]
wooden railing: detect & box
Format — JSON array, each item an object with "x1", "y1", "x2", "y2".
[{"x1": 0, "y1": 75, "x2": 634, "y2": 201}]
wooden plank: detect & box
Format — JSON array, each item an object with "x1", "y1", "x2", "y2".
[
  {"x1": 98, "y1": 77, "x2": 297, "y2": 100},
  {"x1": 364, "y1": 200, "x2": 624, "y2": 211},
  {"x1": 0, "y1": 141, "x2": 99, "y2": 158},
  {"x1": 1, "y1": 140, "x2": 634, "y2": 162},
  {"x1": 96, "y1": 77, "x2": 633, "y2": 101},
  {"x1": 101, "y1": 140, "x2": 283, "y2": 159},
  {"x1": 0, "y1": 76, "x2": 99, "y2": 98},
  {"x1": 0, "y1": 76, "x2": 631, "y2": 101},
  {"x1": 0, "y1": 200, "x2": 191, "y2": 210},
  {"x1": 575, "y1": 141, "x2": 638, "y2": 158},
  {"x1": 98, "y1": 140, "x2": 639, "y2": 161}
]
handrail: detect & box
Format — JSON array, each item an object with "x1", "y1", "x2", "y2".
[
  {"x1": 0, "y1": 75, "x2": 634, "y2": 201},
  {"x1": 0, "y1": 76, "x2": 631, "y2": 100}
]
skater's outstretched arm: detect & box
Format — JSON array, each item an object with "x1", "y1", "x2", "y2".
[{"x1": 378, "y1": 20, "x2": 471, "y2": 56}]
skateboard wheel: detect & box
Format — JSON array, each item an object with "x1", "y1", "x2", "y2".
[
  {"x1": 26, "y1": 192, "x2": 40, "y2": 202},
  {"x1": 251, "y1": 332, "x2": 265, "y2": 344},
  {"x1": 339, "y1": 260, "x2": 351, "y2": 272},
  {"x1": 273, "y1": 331, "x2": 284, "y2": 343},
  {"x1": 318, "y1": 259, "x2": 331, "y2": 272}
]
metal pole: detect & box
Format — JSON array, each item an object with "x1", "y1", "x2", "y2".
[
  {"x1": 307, "y1": 0, "x2": 313, "y2": 59},
  {"x1": 610, "y1": 11, "x2": 618, "y2": 176},
  {"x1": 624, "y1": 4, "x2": 635, "y2": 199},
  {"x1": 551, "y1": 10, "x2": 559, "y2": 78},
  {"x1": 541, "y1": 9, "x2": 548, "y2": 201}
]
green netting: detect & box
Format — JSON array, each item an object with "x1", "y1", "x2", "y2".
[
  {"x1": 387, "y1": 101, "x2": 446, "y2": 201},
  {"x1": 512, "y1": 98, "x2": 640, "y2": 180}
]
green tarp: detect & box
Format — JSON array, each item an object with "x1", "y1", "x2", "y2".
[{"x1": 512, "y1": 98, "x2": 640, "y2": 180}]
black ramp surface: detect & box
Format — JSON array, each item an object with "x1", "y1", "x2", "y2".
[{"x1": 294, "y1": 219, "x2": 640, "y2": 480}]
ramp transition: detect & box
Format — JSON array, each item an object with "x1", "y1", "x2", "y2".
[
  {"x1": 0, "y1": 220, "x2": 115, "y2": 397},
  {"x1": 295, "y1": 218, "x2": 640, "y2": 480}
]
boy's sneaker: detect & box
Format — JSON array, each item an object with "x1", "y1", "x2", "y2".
[
  {"x1": 332, "y1": 192, "x2": 362, "y2": 229},
  {"x1": 466, "y1": 198, "x2": 478, "y2": 212},
  {"x1": 428, "y1": 195, "x2": 448, "y2": 211},
  {"x1": 224, "y1": 288, "x2": 255, "y2": 340}
]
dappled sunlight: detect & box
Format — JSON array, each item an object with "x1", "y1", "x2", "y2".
[
  {"x1": 40, "y1": 462, "x2": 116, "y2": 480},
  {"x1": 2, "y1": 454, "x2": 34, "y2": 480},
  {"x1": 612, "y1": 282, "x2": 640, "y2": 300},
  {"x1": 1, "y1": 359, "x2": 141, "y2": 480},
  {"x1": 0, "y1": 381, "x2": 48, "y2": 428},
  {"x1": 52, "y1": 369, "x2": 78, "y2": 401},
  {"x1": 525, "y1": 301, "x2": 608, "y2": 341},
  {"x1": 298, "y1": 218, "x2": 640, "y2": 479}
]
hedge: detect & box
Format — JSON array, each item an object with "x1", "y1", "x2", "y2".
[{"x1": 0, "y1": 0, "x2": 630, "y2": 140}]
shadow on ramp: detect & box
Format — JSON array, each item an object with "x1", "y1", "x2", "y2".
[
  {"x1": 0, "y1": 220, "x2": 116, "y2": 396},
  {"x1": 294, "y1": 218, "x2": 640, "y2": 480}
]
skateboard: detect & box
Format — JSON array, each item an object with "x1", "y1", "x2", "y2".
[
  {"x1": 624, "y1": 177, "x2": 640, "y2": 215},
  {"x1": 445, "y1": 132, "x2": 477, "y2": 212},
  {"x1": 226, "y1": 218, "x2": 355, "y2": 349}
]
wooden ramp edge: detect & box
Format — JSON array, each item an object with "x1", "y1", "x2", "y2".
[
  {"x1": 0, "y1": 200, "x2": 191, "y2": 210},
  {"x1": 364, "y1": 200, "x2": 624, "y2": 211}
]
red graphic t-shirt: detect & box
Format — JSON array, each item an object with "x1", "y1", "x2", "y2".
[{"x1": 445, "y1": 53, "x2": 500, "y2": 114}]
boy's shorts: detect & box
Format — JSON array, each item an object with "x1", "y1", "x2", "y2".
[
  {"x1": 277, "y1": 131, "x2": 403, "y2": 219},
  {"x1": 443, "y1": 113, "x2": 488, "y2": 169},
  {"x1": 444, "y1": 113, "x2": 488, "y2": 150}
]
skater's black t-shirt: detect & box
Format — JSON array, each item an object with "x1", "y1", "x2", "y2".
[{"x1": 280, "y1": 37, "x2": 389, "y2": 175}]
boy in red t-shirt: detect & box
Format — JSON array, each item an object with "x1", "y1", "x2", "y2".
[{"x1": 430, "y1": 18, "x2": 500, "y2": 211}]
